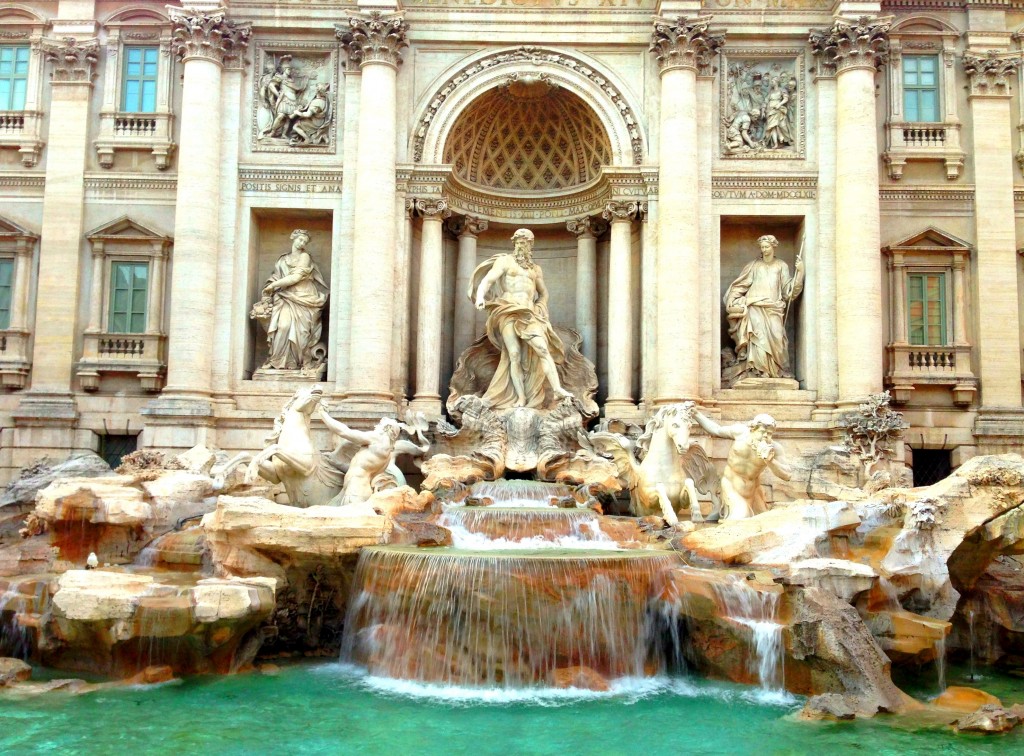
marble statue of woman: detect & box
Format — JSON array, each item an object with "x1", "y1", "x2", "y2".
[
  {"x1": 255, "y1": 229, "x2": 328, "y2": 376},
  {"x1": 724, "y1": 234, "x2": 804, "y2": 383}
]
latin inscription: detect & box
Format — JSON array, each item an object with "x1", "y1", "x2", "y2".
[{"x1": 240, "y1": 181, "x2": 342, "y2": 194}]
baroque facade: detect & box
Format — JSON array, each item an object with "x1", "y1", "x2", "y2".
[{"x1": 0, "y1": 0, "x2": 1023, "y2": 485}]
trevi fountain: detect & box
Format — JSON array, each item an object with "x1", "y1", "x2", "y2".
[{"x1": 2, "y1": 1, "x2": 1024, "y2": 753}]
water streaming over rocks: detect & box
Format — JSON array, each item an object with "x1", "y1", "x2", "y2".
[
  {"x1": 438, "y1": 507, "x2": 618, "y2": 551},
  {"x1": 465, "y1": 480, "x2": 574, "y2": 508}
]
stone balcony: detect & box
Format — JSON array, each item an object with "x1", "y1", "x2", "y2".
[
  {"x1": 0, "y1": 110, "x2": 45, "y2": 167},
  {"x1": 885, "y1": 343, "x2": 976, "y2": 405},
  {"x1": 0, "y1": 328, "x2": 31, "y2": 389},
  {"x1": 883, "y1": 122, "x2": 965, "y2": 180},
  {"x1": 76, "y1": 331, "x2": 166, "y2": 392},
  {"x1": 95, "y1": 112, "x2": 175, "y2": 170}
]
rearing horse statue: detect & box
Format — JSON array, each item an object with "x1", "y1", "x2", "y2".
[{"x1": 588, "y1": 402, "x2": 722, "y2": 524}]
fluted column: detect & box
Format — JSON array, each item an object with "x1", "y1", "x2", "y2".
[
  {"x1": 159, "y1": 8, "x2": 249, "y2": 410},
  {"x1": 450, "y1": 215, "x2": 488, "y2": 362},
  {"x1": 338, "y1": 12, "x2": 409, "y2": 411},
  {"x1": 409, "y1": 198, "x2": 451, "y2": 416},
  {"x1": 649, "y1": 16, "x2": 723, "y2": 404},
  {"x1": 810, "y1": 17, "x2": 889, "y2": 403},
  {"x1": 567, "y1": 216, "x2": 603, "y2": 366},
  {"x1": 602, "y1": 202, "x2": 640, "y2": 415},
  {"x1": 963, "y1": 52, "x2": 1023, "y2": 410}
]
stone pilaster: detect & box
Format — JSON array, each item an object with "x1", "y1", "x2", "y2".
[
  {"x1": 810, "y1": 16, "x2": 890, "y2": 405},
  {"x1": 409, "y1": 198, "x2": 451, "y2": 417},
  {"x1": 15, "y1": 37, "x2": 99, "y2": 429},
  {"x1": 567, "y1": 216, "x2": 604, "y2": 367},
  {"x1": 649, "y1": 16, "x2": 723, "y2": 404},
  {"x1": 148, "y1": 7, "x2": 250, "y2": 427},
  {"x1": 337, "y1": 12, "x2": 409, "y2": 412},
  {"x1": 962, "y1": 52, "x2": 1024, "y2": 440},
  {"x1": 602, "y1": 201, "x2": 641, "y2": 416},
  {"x1": 451, "y1": 215, "x2": 488, "y2": 363}
]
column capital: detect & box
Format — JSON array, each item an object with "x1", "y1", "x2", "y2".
[
  {"x1": 809, "y1": 15, "x2": 892, "y2": 74},
  {"x1": 602, "y1": 201, "x2": 642, "y2": 223},
  {"x1": 168, "y1": 7, "x2": 251, "y2": 66},
  {"x1": 649, "y1": 15, "x2": 724, "y2": 75},
  {"x1": 43, "y1": 37, "x2": 99, "y2": 84},
  {"x1": 448, "y1": 215, "x2": 488, "y2": 238},
  {"x1": 963, "y1": 51, "x2": 1022, "y2": 98},
  {"x1": 411, "y1": 197, "x2": 451, "y2": 220},
  {"x1": 567, "y1": 216, "x2": 607, "y2": 238},
  {"x1": 337, "y1": 12, "x2": 409, "y2": 70}
]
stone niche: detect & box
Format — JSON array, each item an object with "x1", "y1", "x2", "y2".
[
  {"x1": 719, "y1": 216, "x2": 806, "y2": 389},
  {"x1": 245, "y1": 210, "x2": 332, "y2": 379}
]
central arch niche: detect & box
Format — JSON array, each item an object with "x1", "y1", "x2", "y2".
[{"x1": 443, "y1": 81, "x2": 613, "y2": 193}]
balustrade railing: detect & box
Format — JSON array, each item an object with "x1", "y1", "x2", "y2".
[
  {"x1": 907, "y1": 349, "x2": 956, "y2": 372},
  {"x1": 901, "y1": 125, "x2": 946, "y2": 148},
  {"x1": 114, "y1": 114, "x2": 159, "y2": 137},
  {"x1": 0, "y1": 112, "x2": 25, "y2": 134}
]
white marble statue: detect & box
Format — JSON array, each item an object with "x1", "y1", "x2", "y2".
[
  {"x1": 469, "y1": 228, "x2": 574, "y2": 409},
  {"x1": 251, "y1": 229, "x2": 329, "y2": 378},
  {"x1": 723, "y1": 234, "x2": 804, "y2": 384},
  {"x1": 589, "y1": 402, "x2": 721, "y2": 525},
  {"x1": 691, "y1": 409, "x2": 794, "y2": 520}
]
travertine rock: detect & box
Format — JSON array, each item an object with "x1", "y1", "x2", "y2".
[
  {"x1": 799, "y1": 693, "x2": 858, "y2": 721},
  {"x1": 789, "y1": 558, "x2": 876, "y2": 604},
  {"x1": 933, "y1": 686, "x2": 1002, "y2": 712},
  {"x1": 954, "y1": 703, "x2": 1023, "y2": 733},
  {"x1": 0, "y1": 657, "x2": 31, "y2": 686}
]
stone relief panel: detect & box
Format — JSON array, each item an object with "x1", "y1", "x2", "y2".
[
  {"x1": 251, "y1": 41, "x2": 338, "y2": 153},
  {"x1": 720, "y1": 51, "x2": 805, "y2": 160}
]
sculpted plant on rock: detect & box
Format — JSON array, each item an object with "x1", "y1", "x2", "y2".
[{"x1": 838, "y1": 391, "x2": 907, "y2": 478}]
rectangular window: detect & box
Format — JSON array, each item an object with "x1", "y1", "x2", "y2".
[
  {"x1": 907, "y1": 272, "x2": 946, "y2": 346},
  {"x1": 0, "y1": 45, "x2": 30, "y2": 111},
  {"x1": 0, "y1": 258, "x2": 12, "y2": 330},
  {"x1": 108, "y1": 261, "x2": 148, "y2": 334},
  {"x1": 121, "y1": 46, "x2": 158, "y2": 113},
  {"x1": 903, "y1": 55, "x2": 939, "y2": 122}
]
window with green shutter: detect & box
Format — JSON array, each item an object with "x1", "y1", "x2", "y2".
[
  {"x1": 0, "y1": 258, "x2": 13, "y2": 330},
  {"x1": 907, "y1": 272, "x2": 946, "y2": 346},
  {"x1": 0, "y1": 45, "x2": 30, "y2": 111},
  {"x1": 903, "y1": 55, "x2": 939, "y2": 123},
  {"x1": 109, "y1": 261, "x2": 149, "y2": 334},
  {"x1": 121, "y1": 46, "x2": 158, "y2": 113}
]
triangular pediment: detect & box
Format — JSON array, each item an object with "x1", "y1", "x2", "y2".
[
  {"x1": 86, "y1": 216, "x2": 170, "y2": 242},
  {"x1": 0, "y1": 215, "x2": 38, "y2": 240},
  {"x1": 884, "y1": 226, "x2": 971, "y2": 252}
]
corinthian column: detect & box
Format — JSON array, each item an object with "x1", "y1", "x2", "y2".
[
  {"x1": 810, "y1": 17, "x2": 890, "y2": 404},
  {"x1": 602, "y1": 203, "x2": 640, "y2": 416},
  {"x1": 450, "y1": 215, "x2": 488, "y2": 362},
  {"x1": 409, "y1": 198, "x2": 451, "y2": 417},
  {"x1": 962, "y1": 53, "x2": 1024, "y2": 436},
  {"x1": 649, "y1": 16, "x2": 723, "y2": 404},
  {"x1": 338, "y1": 12, "x2": 409, "y2": 412},
  {"x1": 567, "y1": 216, "x2": 603, "y2": 366},
  {"x1": 157, "y1": 7, "x2": 249, "y2": 413}
]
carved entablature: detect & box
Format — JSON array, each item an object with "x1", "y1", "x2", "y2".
[
  {"x1": 649, "y1": 15, "x2": 724, "y2": 74},
  {"x1": 168, "y1": 7, "x2": 250, "y2": 66},
  {"x1": 43, "y1": 37, "x2": 100, "y2": 83},
  {"x1": 720, "y1": 51, "x2": 804, "y2": 160},
  {"x1": 336, "y1": 12, "x2": 409, "y2": 70},
  {"x1": 252, "y1": 41, "x2": 338, "y2": 153},
  {"x1": 963, "y1": 51, "x2": 1021, "y2": 97},
  {"x1": 809, "y1": 16, "x2": 892, "y2": 74}
]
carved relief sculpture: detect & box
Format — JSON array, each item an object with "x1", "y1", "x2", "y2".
[
  {"x1": 722, "y1": 234, "x2": 804, "y2": 386},
  {"x1": 253, "y1": 46, "x2": 336, "y2": 150},
  {"x1": 250, "y1": 229, "x2": 329, "y2": 379},
  {"x1": 721, "y1": 56, "x2": 803, "y2": 158},
  {"x1": 691, "y1": 409, "x2": 794, "y2": 520}
]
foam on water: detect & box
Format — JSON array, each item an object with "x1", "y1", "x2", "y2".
[{"x1": 439, "y1": 508, "x2": 620, "y2": 551}]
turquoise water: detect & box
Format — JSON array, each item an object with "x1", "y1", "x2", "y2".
[{"x1": 1, "y1": 662, "x2": 1021, "y2": 755}]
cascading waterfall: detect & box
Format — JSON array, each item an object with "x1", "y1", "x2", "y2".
[
  {"x1": 341, "y1": 546, "x2": 681, "y2": 688},
  {"x1": 465, "y1": 480, "x2": 574, "y2": 508},
  {"x1": 709, "y1": 573, "x2": 785, "y2": 694},
  {"x1": 438, "y1": 507, "x2": 617, "y2": 550},
  {"x1": 935, "y1": 636, "x2": 947, "y2": 692},
  {"x1": 0, "y1": 577, "x2": 50, "y2": 660},
  {"x1": 967, "y1": 608, "x2": 977, "y2": 681}
]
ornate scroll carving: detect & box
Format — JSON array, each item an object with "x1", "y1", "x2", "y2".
[
  {"x1": 963, "y1": 51, "x2": 1022, "y2": 97},
  {"x1": 43, "y1": 37, "x2": 99, "y2": 83},
  {"x1": 168, "y1": 7, "x2": 251, "y2": 66},
  {"x1": 448, "y1": 215, "x2": 489, "y2": 238},
  {"x1": 336, "y1": 12, "x2": 409, "y2": 69},
  {"x1": 566, "y1": 216, "x2": 606, "y2": 238},
  {"x1": 601, "y1": 201, "x2": 642, "y2": 222},
  {"x1": 809, "y1": 16, "x2": 891, "y2": 73},
  {"x1": 649, "y1": 15, "x2": 725, "y2": 74},
  {"x1": 410, "y1": 198, "x2": 452, "y2": 220}
]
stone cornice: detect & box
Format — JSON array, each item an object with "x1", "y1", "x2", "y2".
[
  {"x1": 809, "y1": 16, "x2": 892, "y2": 74},
  {"x1": 963, "y1": 51, "x2": 1022, "y2": 97},
  {"x1": 169, "y1": 7, "x2": 251, "y2": 66},
  {"x1": 43, "y1": 37, "x2": 99, "y2": 84},
  {"x1": 336, "y1": 12, "x2": 409, "y2": 70},
  {"x1": 649, "y1": 15, "x2": 725, "y2": 75}
]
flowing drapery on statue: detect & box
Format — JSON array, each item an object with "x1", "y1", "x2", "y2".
[
  {"x1": 251, "y1": 229, "x2": 329, "y2": 378},
  {"x1": 723, "y1": 234, "x2": 804, "y2": 385},
  {"x1": 447, "y1": 228, "x2": 598, "y2": 420}
]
